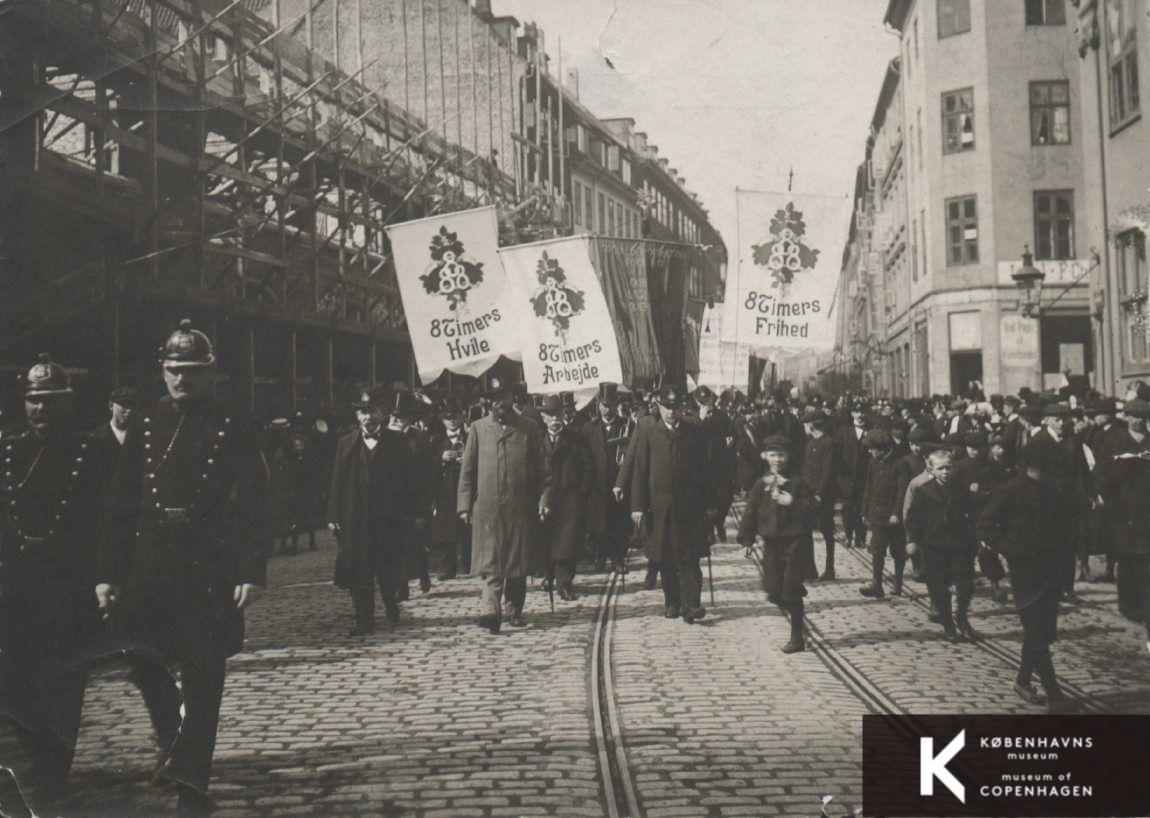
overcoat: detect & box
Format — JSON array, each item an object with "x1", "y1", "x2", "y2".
[
  {"x1": 798, "y1": 433, "x2": 838, "y2": 502},
  {"x1": 583, "y1": 414, "x2": 631, "y2": 537},
  {"x1": 734, "y1": 417, "x2": 764, "y2": 492},
  {"x1": 541, "y1": 427, "x2": 592, "y2": 562},
  {"x1": 327, "y1": 428, "x2": 415, "y2": 583},
  {"x1": 429, "y1": 428, "x2": 468, "y2": 544},
  {"x1": 628, "y1": 419, "x2": 716, "y2": 564},
  {"x1": 834, "y1": 422, "x2": 870, "y2": 500},
  {"x1": 457, "y1": 413, "x2": 552, "y2": 577},
  {"x1": 100, "y1": 397, "x2": 270, "y2": 666},
  {"x1": 861, "y1": 449, "x2": 904, "y2": 526}
]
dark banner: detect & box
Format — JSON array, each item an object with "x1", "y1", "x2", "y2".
[{"x1": 862, "y1": 715, "x2": 1150, "y2": 817}]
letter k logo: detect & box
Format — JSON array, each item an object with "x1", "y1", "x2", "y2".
[{"x1": 920, "y1": 729, "x2": 965, "y2": 802}]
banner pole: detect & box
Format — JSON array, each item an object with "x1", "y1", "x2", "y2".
[{"x1": 730, "y1": 186, "x2": 741, "y2": 393}]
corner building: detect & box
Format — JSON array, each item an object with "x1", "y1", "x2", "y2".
[{"x1": 883, "y1": 0, "x2": 1093, "y2": 396}]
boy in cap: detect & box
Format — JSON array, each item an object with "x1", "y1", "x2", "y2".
[
  {"x1": 859, "y1": 429, "x2": 908, "y2": 599},
  {"x1": 905, "y1": 450, "x2": 980, "y2": 642},
  {"x1": 737, "y1": 436, "x2": 818, "y2": 652}
]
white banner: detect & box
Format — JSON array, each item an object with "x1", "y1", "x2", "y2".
[
  {"x1": 498, "y1": 234, "x2": 624, "y2": 406},
  {"x1": 386, "y1": 206, "x2": 521, "y2": 383},
  {"x1": 728, "y1": 190, "x2": 851, "y2": 352},
  {"x1": 696, "y1": 301, "x2": 752, "y2": 391}
]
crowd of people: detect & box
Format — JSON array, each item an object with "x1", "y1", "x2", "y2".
[{"x1": 2, "y1": 316, "x2": 1149, "y2": 814}]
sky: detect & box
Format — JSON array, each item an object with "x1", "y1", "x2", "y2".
[{"x1": 494, "y1": 0, "x2": 898, "y2": 261}]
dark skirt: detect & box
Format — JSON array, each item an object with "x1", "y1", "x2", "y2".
[{"x1": 760, "y1": 534, "x2": 816, "y2": 604}]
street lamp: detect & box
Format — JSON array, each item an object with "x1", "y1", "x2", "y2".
[{"x1": 1012, "y1": 246, "x2": 1046, "y2": 389}]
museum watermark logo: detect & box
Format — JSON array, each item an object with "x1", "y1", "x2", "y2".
[{"x1": 862, "y1": 715, "x2": 1150, "y2": 817}]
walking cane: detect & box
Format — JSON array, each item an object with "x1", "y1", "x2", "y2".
[
  {"x1": 706, "y1": 551, "x2": 716, "y2": 607},
  {"x1": 548, "y1": 581, "x2": 555, "y2": 614}
]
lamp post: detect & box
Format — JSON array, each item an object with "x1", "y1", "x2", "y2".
[{"x1": 1012, "y1": 246, "x2": 1046, "y2": 391}]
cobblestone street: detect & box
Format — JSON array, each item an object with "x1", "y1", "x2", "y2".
[{"x1": 56, "y1": 505, "x2": 1150, "y2": 817}]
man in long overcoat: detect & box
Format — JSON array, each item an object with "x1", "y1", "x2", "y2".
[
  {"x1": 834, "y1": 402, "x2": 871, "y2": 549},
  {"x1": 328, "y1": 387, "x2": 418, "y2": 634},
  {"x1": 539, "y1": 395, "x2": 592, "y2": 599},
  {"x1": 98, "y1": 321, "x2": 269, "y2": 815},
  {"x1": 583, "y1": 383, "x2": 633, "y2": 573},
  {"x1": 694, "y1": 386, "x2": 736, "y2": 542},
  {"x1": 458, "y1": 380, "x2": 552, "y2": 633},
  {"x1": 628, "y1": 384, "x2": 719, "y2": 623}
]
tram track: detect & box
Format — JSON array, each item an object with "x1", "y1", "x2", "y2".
[
  {"x1": 730, "y1": 500, "x2": 1107, "y2": 713},
  {"x1": 591, "y1": 566, "x2": 643, "y2": 818}
]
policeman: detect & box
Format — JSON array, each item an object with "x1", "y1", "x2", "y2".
[
  {"x1": 0, "y1": 356, "x2": 104, "y2": 811},
  {"x1": 98, "y1": 320, "x2": 271, "y2": 815}
]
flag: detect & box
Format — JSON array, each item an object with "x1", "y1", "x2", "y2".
[
  {"x1": 386, "y1": 206, "x2": 521, "y2": 383},
  {"x1": 726, "y1": 190, "x2": 851, "y2": 352},
  {"x1": 498, "y1": 234, "x2": 624, "y2": 406},
  {"x1": 697, "y1": 301, "x2": 753, "y2": 391}
]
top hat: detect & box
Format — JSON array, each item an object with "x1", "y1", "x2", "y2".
[
  {"x1": 159, "y1": 319, "x2": 215, "y2": 368},
  {"x1": 598, "y1": 382, "x2": 620, "y2": 405}
]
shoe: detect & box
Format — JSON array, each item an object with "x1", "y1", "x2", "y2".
[
  {"x1": 478, "y1": 614, "x2": 501, "y2": 634},
  {"x1": 1061, "y1": 591, "x2": 1081, "y2": 606},
  {"x1": 507, "y1": 610, "x2": 527, "y2": 628},
  {"x1": 684, "y1": 606, "x2": 706, "y2": 624},
  {"x1": 1013, "y1": 682, "x2": 1047, "y2": 706},
  {"x1": 781, "y1": 638, "x2": 805, "y2": 654},
  {"x1": 594, "y1": 557, "x2": 608, "y2": 573},
  {"x1": 927, "y1": 602, "x2": 941, "y2": 624},
  {"x1": 347, "y1": 624, "x2": 374, "y2": 637},
  {"x1": 645, "y1": 569, "x2": 658, "y2": 590},
  {"x1": 397, "y1": 584, "x2": 410, "y2": 602},
  {"x1": 663, "y1": 606, "x2": 680, "y2": 619},
  {"x1": 819, "y1": 570, "x2": 836, "y2": 582},
  {"x1": 943, "y1": 627, "x2": 962, "y2": 643},
  {"x1": 859, "y1": 586, "x2": 885, "y2": 600},
  {"x1": 558, "y1": 583, "x2": 577, "y2": 601},
  {"x1": 419, "y1": 576, "x2": 432, "y2": 594},
  {"x1": 956, "y1": 619, "x2": 980, "y2": 642},
  {"x1": 540, "y1": 577, "x2": 555, "y2": 592},
  {"x1": 175, "y1": 784, "x2": 213, "y2": 816},
  {"x1": 891, "y1": 584, "x2": 903, "y2": 597},
  {"x1": 991, "y1": 586, "x2": 1011, "y2": 605}
]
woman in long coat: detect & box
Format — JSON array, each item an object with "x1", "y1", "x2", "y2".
[{"x1": 457, "y1": 388, "x2": 552, "y2": 630}]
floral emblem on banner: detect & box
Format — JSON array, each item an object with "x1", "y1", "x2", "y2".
[
  {"x1": 752, "y1": 202, "x2": 820, "y2": 289},
  {"x1": 421, "y1": 226, "x2": 485, "y2": 311},
  {"x1": 530, "y1": 251, "x2": 585, "y2": 338}
]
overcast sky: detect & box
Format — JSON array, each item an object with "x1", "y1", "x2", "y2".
[{"x1": 494, "y1": 0, "x2": 897, "y2": 262}]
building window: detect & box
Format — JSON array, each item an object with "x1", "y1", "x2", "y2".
[
  {"x1": 621, "y1": 158, "x2": 632, "y2": 186},
  {"x1": 1025, "y1": 0, "x2": 1065, "y2": 25},
  {"x1": 1030, "y1": 81, "x2": 1071, "y2": 145},
  {"x1": 585, "y1": 186, "x2": 594, "y2": 233},
  {"x1": 1116, "y1": 230, "x2": 1149, "y2": 361},
  {"x1": 1034, "y1": 190, "x2": 1074, "y2": 260},
  {"x1": 597, "y1": 192, "x2": 606, "y2": 233},
  {"x1": 938, "y1": 0, "x2": 971, "y2": 38},
  {"x1": 576, "y1": 125, "x2": 588, "y2": 153},
  {"x1": 942, "y1": 88, "x2": 975, "y2": 153},
  {"x1": 945, "y1": 196, "x2": 979, "y2": 265},
  {"x1": 572, "y1": 181, "x2": 582, "y2": 226},
  {"x1": 911, "y1": 218, "x2": 919, "y2": 282},
  {"x1": 1106, "y1": 0, "x2": 1141, "y2": 129},
  {"x1": 608, "y1": 199, "x2": 616, "y2": 236},
  {"x1": 920, "y1": 210, "x2": 927, "y2": 277},
  {"x1": 917, "y1": 108, "x2": 924, "y2": 168}
]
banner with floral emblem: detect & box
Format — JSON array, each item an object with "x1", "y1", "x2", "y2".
[
  {"x1": 498, "y1": 234, "x2": 624, "y2": 406},
  {"x1": 726, "y1": 189, "x2": 851, "y2": 352},
  {"x1": 386, "y1": 206, "x2": 521, "y2": 383}
]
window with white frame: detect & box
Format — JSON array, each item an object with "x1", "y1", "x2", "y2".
[
  {"x1": 1116, "y1": 230, "x2": 1149, "y2": 361},
  {"x1": 942, "y1": 88, "x2": 975, "y2": 153},
  {"x1": 938, "y1": 0, "x2": 971, "y2": 38},
  {"x1": 945, "y1": 196, "x2": 979, "y2": 265},
  {"x1": 1030, "y1": 81, "x2": 1071, "y2": 145},
  {"x1": 1105, "y1": 0, "x2": 1141, "y2": 129},
  {"x1": 1034, "y1": 190, "x2": 1075, "y2": 260}
]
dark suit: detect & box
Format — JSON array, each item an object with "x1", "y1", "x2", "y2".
[
  {"x1": 542, "y1": 427, "x2": 592, "y2": 586},
  {"x1": 327, "y1": 427, "x2": 416, "y2": 628},
  {"x1": 834, "y1": 422, "x2": 870, "y2": 546},
  {"x1": 799, "y1": 433, "x2": 838, "y2": 574},
  {"x1": 628, "y1": 419, "x2": 718, "y2": 614},
  {"x1": 583, "y1": 414, "x2": 632, "y2": 566}
]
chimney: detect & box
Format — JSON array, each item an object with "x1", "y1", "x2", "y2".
[
  {"x1": 565, "y1": 67, "x2": 580, "y2": 101},
  {"x1": 472, "y1": 0, "x2": 492, "y2": 19},
  {"x1": 600, "y1": 117, "x2": 635, "y2": 144},
  {"x1": 658, "y1": 158, "x2": 670, "y2": 173},
  {"x1": 645, "y1": 145, "x2": 659, "y2": 160},
  {"x1": 632, "y1": 131, "x2": 648, "y2": 153}
]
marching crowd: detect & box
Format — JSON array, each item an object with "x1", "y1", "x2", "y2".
[{"x1": 2, "y1": 317, "x2": 1149, "y2": 814}]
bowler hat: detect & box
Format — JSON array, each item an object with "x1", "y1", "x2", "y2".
[
  {"x1": 1042, "y1": 401, "x2": 1072, "y2": 418},
  {"x1": 864, "y1": 429, "x2": 893, "y2": 449},
  {"x1": 539, "y1": 394, "x2": 564, "y2": 416},
  {"x1": 964, "y1": 431, "x2": 988, "y2": 448},
  {"x1": 351, "y1": 386, "x2": 389, "y2": 410}
]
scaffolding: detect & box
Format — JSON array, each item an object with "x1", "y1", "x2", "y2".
[{"x1": 0, "y1": 0, "x2": 518, "y2": 412}]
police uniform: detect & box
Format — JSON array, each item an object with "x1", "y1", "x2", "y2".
[
  {"x1": 0, "y1": 356, "x2": 104, "y2": 807},
  {"x1": 99, "y1": 320, "x2": 271, "y2": 810}
]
